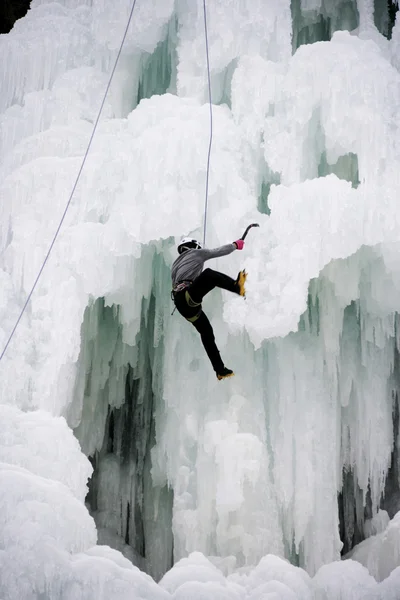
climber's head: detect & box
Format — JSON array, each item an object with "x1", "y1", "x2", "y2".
[{"x1": 177, "y1": 237, "x2": 202, "y2": 254}]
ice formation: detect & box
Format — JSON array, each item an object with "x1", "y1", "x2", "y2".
[{"x1": 1, "y1": 0, "x2": 400, "y2": 598}]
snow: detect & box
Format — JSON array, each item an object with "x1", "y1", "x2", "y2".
[
  {"x1": 347, "y1": 511, "x2": 400, "y2": 582},
  {"x1": 311, "y1": 559, "x2": 377, "y2": 600},
  {"x1": 1, "y1": 0, "x2": 400, "y2": 598},
  {"x1": 0, "y1": 404, "x2": 91, "y2": 500}
]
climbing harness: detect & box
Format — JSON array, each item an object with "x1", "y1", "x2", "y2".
[
  {"x1": 185, "y1": 290, "x2": 201, "y2": 308},
  {"x1": 172, "y1": 280, "x2": 193, "y2": 294},
  {"x1": 171, "y1": 285, "x2": 202, "y2": 323},
  {"x1": 171, "y1": 281, "x2": 202, "y2": 322},
  {"x1": 0, "y1": 0, "x2": 138, "y2": 363},
  {"x1": 170, "y1": 280, "x2": 193, "y2": 315}
]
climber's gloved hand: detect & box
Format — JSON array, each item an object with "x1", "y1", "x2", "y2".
[{"x1": 234, "y1": 239, "x2": 244, "y2": 250}]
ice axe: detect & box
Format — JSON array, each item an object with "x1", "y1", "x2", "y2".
[{"x1": 240, "y1": 223, "x2": 259, "y2": 240}]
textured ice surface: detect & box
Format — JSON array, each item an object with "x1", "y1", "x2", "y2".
[
  {"x1": 228, "y1": 28, "x2": 400, "y2": 344},
  {"x1": 176, "y1": 0, "x2": 292, "y2": 102},
  {"x1": 1, "y1": 0, "x2": 400, "y2": 598}
]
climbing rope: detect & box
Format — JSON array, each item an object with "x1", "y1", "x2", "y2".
[
  {"x1": 0, "y1": 0, "x2": 138, "y2": 363},
  {"x1": 202, "y1": 0, "x2": 213, "y2": 247}
]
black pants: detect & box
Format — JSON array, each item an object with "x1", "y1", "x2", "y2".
[{"x1": 173, "y1": 268, "x2": 239, "y2": 373}]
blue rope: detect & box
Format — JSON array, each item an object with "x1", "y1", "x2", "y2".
[
  {"x1": 202, "y1": 0, "x2": 213, "y2": 247},
  {"x1": 0, "y1": 0, "x2": 138, "y2": 363}
]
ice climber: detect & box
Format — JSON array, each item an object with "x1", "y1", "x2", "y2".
[{"x1": 171, "y1": 237, "x2": 247, "y2": 380}]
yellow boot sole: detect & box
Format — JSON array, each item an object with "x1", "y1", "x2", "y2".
[
  {"x1": 217, "y1": 372, "x2": 235, "y2": 381},
  {"x1": 237, "y1": 270, "x2": 247, "y2": 297}
]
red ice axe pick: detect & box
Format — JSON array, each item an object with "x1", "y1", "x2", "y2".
[{"x1": 240, "y1": 223, "x2": 259, "y2": 240}]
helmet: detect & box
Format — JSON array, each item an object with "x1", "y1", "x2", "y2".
[{"x1": 177, "y1": 237, "x2": 202, "y2": 254}]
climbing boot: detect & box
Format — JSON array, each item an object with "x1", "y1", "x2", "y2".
[
  {"x1": 217, "y1": 367, "x2": 234, "y2": 381},
  {"x1": 236, "y1": 270, "x2": 247, "y2": 297}
]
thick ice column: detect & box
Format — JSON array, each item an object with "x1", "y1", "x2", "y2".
[
  {"x1": 324, "y1": 248, "x2": 399, "y2": 549},
  {"x1": 153, "y1": 330, "x2": 284, "y2": 567},
  {"x1": 340, "y1": 308, "x2": 394, "y2": 511},
  {"x1": 69, "y1": 249, "x2": 177, "y2": 578},
  {"x1": 257, "y1": 243, "x2": 400, "y2": 574},
  {"x1": 265, "y1": 333, "x2": 342, "y2": 573},
  {"x1": 357, "y1": 0, "x2": 375, "y2": 33}
]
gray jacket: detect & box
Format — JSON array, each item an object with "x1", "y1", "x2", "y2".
[{"x1": 171, "y1": 244, "x2": 236, "y2": 288}]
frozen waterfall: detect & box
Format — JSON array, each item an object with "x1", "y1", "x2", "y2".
[{"x1": 1, "y1": 0, "x2": 400, "y2": 598}]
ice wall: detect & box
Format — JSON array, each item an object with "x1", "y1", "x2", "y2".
[{"x1": 1, "y1": 0, "x2": 400, "y2": 597}]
